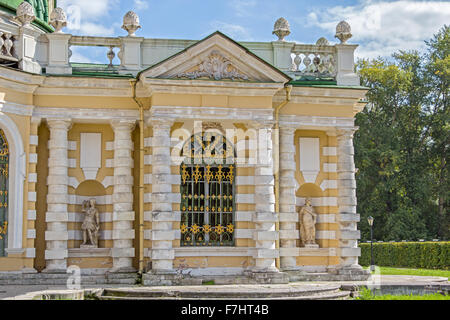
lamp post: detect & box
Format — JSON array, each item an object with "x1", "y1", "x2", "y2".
[{"x1": 367, "y1": 216, "x2": 374, "y2": 272}]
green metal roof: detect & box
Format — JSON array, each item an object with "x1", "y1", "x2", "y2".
[
  {"x1": 43, "y1": 62, "x2": 135, "y2": 79},
  {"x1": 0, "y1": 0, "x2": 55, "y2": 32}
]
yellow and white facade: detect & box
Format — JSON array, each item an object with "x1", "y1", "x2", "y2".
[{"x1": 0, "y1": 3, "x2": 369, "y2": 284}]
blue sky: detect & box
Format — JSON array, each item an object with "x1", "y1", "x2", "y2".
[{"x1": 57, "y1": 0, "x2": 450, "y2": 64}]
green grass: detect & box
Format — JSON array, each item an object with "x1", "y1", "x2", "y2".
[
  {"x1": 363, "y1": 266, "x2": 450, "y2": 279},
  {"x1": 357, "y1": 288, "x2": 450, "y2": 300}
]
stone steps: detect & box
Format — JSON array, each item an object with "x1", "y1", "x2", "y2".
[
  {"x1": 286, "y1": 271, "x2": 370, "y2": 282},
  {"x1": 99, "y1": 291, "x2": 351, "y2": 300},
  {"x1": 0, "y1": 273, "x2": 136, "y2": 285},
  {"x1": 99, "y1": 284, "x2": 351, "y2": 300}
]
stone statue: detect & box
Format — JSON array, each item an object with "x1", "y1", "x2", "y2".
[
  {"x1": 299, "y1": 198, "x2": 319, "y2": 248},
  {"x1": 81, "y1": 199, "x2": 100, "y2": 248}
]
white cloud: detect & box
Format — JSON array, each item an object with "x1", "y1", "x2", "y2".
[
  {"x1": 306, "y1": 0, "x2": 450, "y2": 59},
  {"x1": 229, "y1": 0, "x2": 257, "y2": 17},
  {"x1": 209, "y1": 21, "x2": 253, "y2": 41},
  {"x1": 78, "y1": 23, "x2": 115, "y2": 37},
  {"x1": 134, "y1": 0, "x2": 149, "y2": 11},
  {"x1": 58, "y1": 0, "x2": 118, "y2": 36}
]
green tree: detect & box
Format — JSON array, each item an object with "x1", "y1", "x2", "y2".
[{"x1": 355, "y1": 26, "x2": 449, "y2": 241}]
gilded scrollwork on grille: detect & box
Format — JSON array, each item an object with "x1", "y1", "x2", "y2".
[
  {"x1": 180, "y1": 132, "x2": 235, "y2": 247},
  {"x1": 181, "y1": 164, "x2": 190, "y2": 184},
  {"x1": 180, "y1": 223, "x2": 234, "y2": 246},
  {"x1": 0, "y1": 221, "x2": 7, "y2": 240},
  {"x1": 205, "y1": 165, "x2": 214, "y2": 183},
  {"x1": 192, "y1": 165, "x2": 202, "y2": 183}
]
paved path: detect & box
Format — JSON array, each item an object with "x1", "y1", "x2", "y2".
[{"x1": 1, "y1": 275, "x2": 448, "y2": 300}]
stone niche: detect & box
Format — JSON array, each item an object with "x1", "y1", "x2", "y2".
[
  {"x1": 296, "y1": 183, "x2": 323, "y2": 248},
  {"x1": 295, "y1": 183, "x2": 338, "y2": 268},
  {"x1": 68, "y1": 180, "x2": 112, "y2": 269}
]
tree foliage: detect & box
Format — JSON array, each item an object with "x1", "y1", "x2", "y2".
[{"x1": 355, "y1": 26, "x2": 449, "y2": 241}]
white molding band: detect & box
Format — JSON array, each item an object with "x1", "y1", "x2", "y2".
[
  {"x1": 68, "y1": 212, "x2": 114, "y2": 223},
  {"x1": 279, "y1": 115, "x2": 355, "y2": 131},
  {"x1": 68, "y1": 195, "x2": 112, "y2": 205},
  {"x1": 296, "y1": 197, "x2": 338, "y2": 207},
  {"x1": 149, "y1": 106, "x2": 274, "y2": 122},
  {"x1": 28, "y1": 153, "x2": 37, "y2": 164},
  {"x1": 323, "y1": 147, "x2": 337, "y2": 156},
  {"x1": 235, "y1": 194, "x2": 255, "y2": 204},
  {"x1": 174, "y1": 247, "x2": 250, "y2": 257},
  {"x1": 27, "y1": 210, "x2": 37, "y2": 221},
  {"x1": 29, "y1": 135, "x2": 38, "y2": 146},
  {"x1": 0, "y1": 101, "x2": 35, "y2": 117},
  {"x1": 320, "y1": 180, "x2": 338, "y2": 191},
  {"x1": 28, "y1": 173, "x2": 37, "y2": 183},
  {"x1": 323, "y1": 163, "x2": 337, "y2": 172},
  {"x1": 68, "y1": 141, "x2": 77, "y2": 151},
  {"x1": 0, "y1": 112, "x2": 26, "y2": 252},
  {"x1": 33, "y1": 107, "x2": 139, "y2": 122}
]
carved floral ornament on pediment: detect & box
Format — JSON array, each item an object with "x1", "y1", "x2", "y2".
[{"x1": 176, "y1": 50, "x2": 249, "y2": 81}]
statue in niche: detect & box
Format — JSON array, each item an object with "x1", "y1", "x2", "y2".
[
  {"x1": 299, "y1": 198, "x2": 319, "y2": 248},
  {"x1": 81, "y1": 199, "x2": 100, "y2": 248}
]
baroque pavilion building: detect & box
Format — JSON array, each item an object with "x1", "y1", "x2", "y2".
[{"x1": 0, "y1": 1, "x2": 370, "y2": 285}]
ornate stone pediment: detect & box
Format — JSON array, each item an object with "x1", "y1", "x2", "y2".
[
  {"x1": 139, "y1": 32, "x2": 290, "y2": 84},
  {"x1": 176, "y1": 50, "x2": 248, "y2": 81}
]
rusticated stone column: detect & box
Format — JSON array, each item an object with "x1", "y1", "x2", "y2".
[
  {"x1": 44, "y1": 119, "x2": 71, "y2": 272},
  {"x1": 149, "y1": 119, "x2": 175, "y2": 273},
  {"x1": 252, "y1": 122, "x2": 279, "y2": 273},
  {"x1": 336, "y1": 127, "x2": 363, "y2": 271},
  {"x1": 279, "y1": 127, "x2": 298, "y2": 270},
  {"x1": 110, "y1": 120, "x2": 136, "y2": 272}
]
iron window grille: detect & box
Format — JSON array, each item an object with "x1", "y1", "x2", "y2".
[{"x1": 180, "y1": 132, "x2": 235, "y2": 247}]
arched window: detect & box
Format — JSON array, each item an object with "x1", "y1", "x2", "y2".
[
  {"x1": 180, "y1": 132, "x2": 236, "y2": 246},
  {"x1": 0, "y1": 129, "x2": 9, "y2": 256}
]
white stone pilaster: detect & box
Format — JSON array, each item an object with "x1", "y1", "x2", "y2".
[
  {"x1": 279, "y1": 127, "x2": 298, "y2": 270},
  {"x1": 252, "y1": 122, "x2": 279, "y2": 272},
  {"x1": 336, "y1": 127, "x2": 361, "y2": 270},
  {"x1": 149, "y1": 119, "x2": 176, "y2": 273},
  {"x1": 110, "y1": 120, "x2": 136, "y2": 272},
  {"x1": 44, "y1": 119, "x2": 71, "y2": 272}
]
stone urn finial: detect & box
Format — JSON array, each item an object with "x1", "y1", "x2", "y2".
[
  {"x1": 15, "y1": 1, "x2": 36, "y2": 27},
  {"x1": 335, "y1": 20, "x2": 352, "y2": 44},
  {"x1": 49, "y1": 7, "x2": 67, "y2": 33},
  {"x1": 122, "y1": 11, "x2": 141, "y2": 37},
  {"x1": 272, "y1": 17, "x2": 291, "y2": 41}
]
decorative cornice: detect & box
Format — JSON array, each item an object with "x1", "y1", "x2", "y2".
[
  {"x1": 148, "y1": 106, "x2": 274, "y2": 122},
  {"x1": 273, "y1": 86, "x2": 368, "y2": 106},
  {"x1": 141, "y1": 78, "x2": 284, "y2": 97},
  {"x1": 0, "y1": 101, "x2": 34, "y2": 116},
  {"x1": 33, "y1": 107, "x2": 139, "y2": 122},
  {"x1": 279, "y1": 114, "x2": 355, "y2": 130}
]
